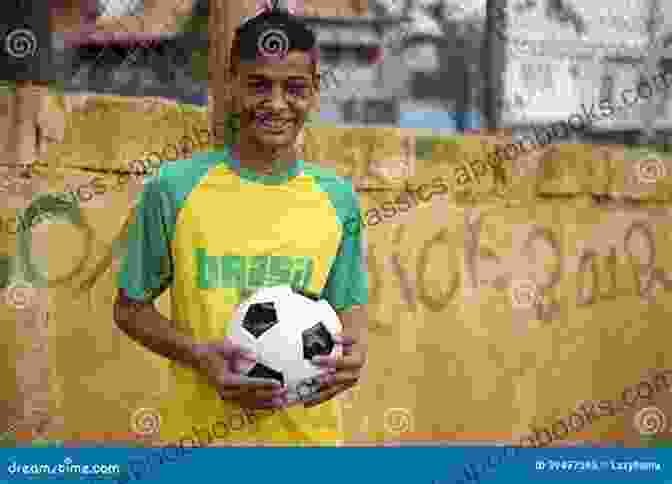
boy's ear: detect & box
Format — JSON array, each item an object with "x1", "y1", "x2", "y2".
[
  {"x1": 310, "y1": 71, "x2": 321, "y2": 112},
  {"x1": 309, "y1": 86, "x2": 320, "y2": 113},
  {"x1": 227, "y1": 75, "x2": 243, "y2": 113}
]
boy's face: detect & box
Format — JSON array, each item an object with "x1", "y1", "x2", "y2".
[{"x1": 231, "y1": 51, "x2": 319, "y2": 151}]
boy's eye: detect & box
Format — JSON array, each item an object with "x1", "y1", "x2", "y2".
[
  {"x1": 287, "y1": 84, "x2": 308, "y2": 96},
  {"x1": 248, "y1": 81, "x2": 310, "y2": 97},
  {"x1": 250, "y1": 81, "x2": 272, "y2": 95}
]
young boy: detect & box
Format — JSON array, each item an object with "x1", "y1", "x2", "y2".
[{"x1": 114, "y1": 8, "x2": 369, "y2": 446}]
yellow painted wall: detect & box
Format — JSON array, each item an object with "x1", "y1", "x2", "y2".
[{"x1": 2, "y1": 94, "x2": 671, "y2": 445}]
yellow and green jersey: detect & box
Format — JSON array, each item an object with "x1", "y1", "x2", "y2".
[{"x1": 117, "y1": 145, "x2": 368, "y2": 445}]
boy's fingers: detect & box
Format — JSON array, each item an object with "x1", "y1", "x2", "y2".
[
  {"x1": 218, "y1": 388, "x2": 286, "y2": 402},
  {"x1": 220, "y1": 374, "x2": 282, "y2": 388},
  {"x1": 212, "y1": 342, "x2": 257, "y2": 361},
  {"x1": 240, "y1": 387, "x2": 287, "y2": 401},
  {"x1": 217, "y1": 389, "x2": 239, "y2": 401},
  {"x1": 332, "y1": 334, "x2": 356, "y2": 345},
  {"x1": 319, "y1": 371, "x2": 359, "y2": 387},
  {"x1": 239, "y1": 397, "x2": 288, "y2": 410},
  {"x1": 312, "y1": 354, "x2": 363, "y2": 369},
  {"x1": 303, "y1": 382, "x2": 353, "y2": 408},
  {"x1": 237, "y1": 348, "x2": 258, "y2": 360}
]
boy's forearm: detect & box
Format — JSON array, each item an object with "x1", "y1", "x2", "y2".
[
  {"x1": 113, "y1": 298, "x2": 202, "y2": 369},
  {"x1": 338, "y1": 305, "x2": 368, "y2": 353}
]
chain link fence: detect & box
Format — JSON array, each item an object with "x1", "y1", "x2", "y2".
[{"x1": 52, "y1": 0, "x2": 209, "y2": 104}]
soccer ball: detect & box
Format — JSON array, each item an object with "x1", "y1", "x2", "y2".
[{"x1": 229, "y1": 286, "x2": 342, "y2": 404}]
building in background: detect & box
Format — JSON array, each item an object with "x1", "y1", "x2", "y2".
[
  {"x1": 302, "y1": 14, "x2": 407, "y2": 127},
  {"x1": 307, "y1": 12, "x2": 481, "y2": 134},
  {"x1": 49, "y1": 0, "x2": 672, "y2": 143},
  {"x1": 502, "y1": 0, "x2": 672, "y2": 146},
  {"x1": 49, "y1": 0, "x2": 477, "y2": 133}
]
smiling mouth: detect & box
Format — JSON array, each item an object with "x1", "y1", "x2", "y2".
[{"x1": 255, "y1": 115, "x2": 294, "y2": 131}]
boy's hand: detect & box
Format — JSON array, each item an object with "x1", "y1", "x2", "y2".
[
  {"x1": 302, "y1": 334, "x2": 366, "y2": 408},
  {"x1": 192, "y1": 340, "x2": 288, "y2": 410}
]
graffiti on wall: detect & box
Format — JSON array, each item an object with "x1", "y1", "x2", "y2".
[{"x1": 365, "y1": 205, "x2": 672, "y2": 328}]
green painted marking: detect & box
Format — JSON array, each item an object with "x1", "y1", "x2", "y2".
[{"x1": 196, "y1": 250, "x2": 313, "y2": 293}]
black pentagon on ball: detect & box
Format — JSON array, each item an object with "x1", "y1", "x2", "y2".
[
  {"x1": 243, "y1": 302, "x2": 279, "y2": 338},
  {"x1": 302, "y1": 322, "x2": 334, "y2": 360},
  {"x1": 247, "y1": 363, "x2": 284, "y2": 385}
]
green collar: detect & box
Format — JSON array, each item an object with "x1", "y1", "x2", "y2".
[{"x1": 216, "y1": 144, "x2": 304, "y2": 185}]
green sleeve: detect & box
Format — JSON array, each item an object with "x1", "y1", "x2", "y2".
[
  {"x1": 117, "y1": 176, "x2": 177, "y2": 302},
  {"x1": 321, "y1": 183, "x2": 369, "y2": 312}
]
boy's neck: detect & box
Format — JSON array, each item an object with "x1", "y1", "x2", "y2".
[{"x1": 233, "y1": 139, "x2": 298, "y2": 176}]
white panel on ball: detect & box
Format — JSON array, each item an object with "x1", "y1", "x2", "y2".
[{"x1": 228, "y1": 285, "x2": 342, "y2": 405}]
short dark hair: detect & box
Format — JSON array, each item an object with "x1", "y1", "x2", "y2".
[{"x1": 229, "y1": 9, "x2": 318, "y2": 74}]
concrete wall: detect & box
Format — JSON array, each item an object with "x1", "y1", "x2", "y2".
[{"x1": 1, "y1": 94, "x2": 671, "y2": 445}]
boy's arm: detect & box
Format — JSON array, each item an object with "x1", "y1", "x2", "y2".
[
  {"x1": 338, "y1": 305, "x2": 368, "y2": 365},
  {"x1": 113, "y1": 290, "x2": 282, "y2": 409},
  {"x1": 113, "y1": 290, "x2": 202, "y2": 370},
  {"x1": 303, "y1": 182, "x2": 369, "y2": 407},
  {"x1": 302, "y1": 306, "x2": 368, "y2": 408},
  {"x1": 114, "y1": 176, "x2": 284, "y2": 408},
  {"x1": 113, "y1": 174, "x2": 196, "y2": 365}
]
